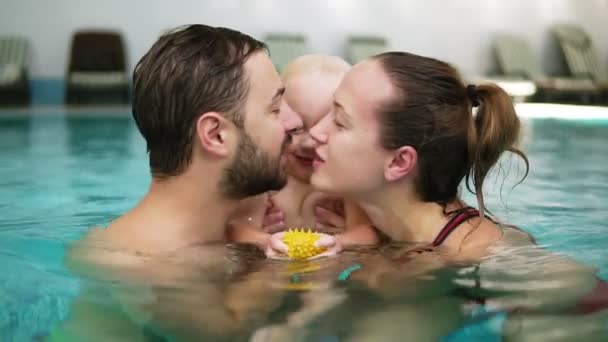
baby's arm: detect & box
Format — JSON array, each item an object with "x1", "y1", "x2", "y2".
[{"x1": 226, "y1": 194, "x2": 270, "y2": 250}]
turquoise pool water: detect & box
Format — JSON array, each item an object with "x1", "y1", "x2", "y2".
[{"x1": 0, "y1": 110, "x2": 607, "y2": 341}]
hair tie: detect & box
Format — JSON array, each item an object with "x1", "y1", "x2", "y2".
[{"x1": 466, "y1": 84, "x2": 480, "y2": 108}]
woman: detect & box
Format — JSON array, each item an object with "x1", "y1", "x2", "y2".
[
  {"x1": 305, "y1": 52, "x2": 607, "y2": 341},
  {"x1": 309, "y1": 51, "x2": 528, "y2": 259}
]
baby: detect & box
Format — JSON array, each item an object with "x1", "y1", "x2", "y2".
[{"x1": 227, "y1": 54, "x2": 379, "y2": 258}]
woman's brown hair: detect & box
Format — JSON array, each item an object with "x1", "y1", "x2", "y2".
[{"x1": 374, "y1": 52, "x2": 528, "y2": 217}]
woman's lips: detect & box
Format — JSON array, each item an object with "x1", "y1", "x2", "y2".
[{"x1": 312, "y1": 151, "x2": 325, "y2": 169}]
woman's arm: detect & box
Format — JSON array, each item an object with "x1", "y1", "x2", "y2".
[{"x1": 336, "y1": 199, "x2": 380, "y2": 248}]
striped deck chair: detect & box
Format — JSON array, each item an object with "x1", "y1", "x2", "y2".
[
  {"x1": 494, "y1": 34, "x2": 544, "y2": 80},
  {"x1": 552, "y1": 24, "x2": 608, "y2": 89},
  {"x1": 346, "y1": 36, "x2": 388, "y2": 64},
  {"x1": 0, "y1": 36, "x2": 30, "y2": 106},
  {"x1": 264, "y1": 34, "x2": 308, "y2": 73},
  {"x1": 493, "y1": 33, "x2": 598, "y2": 102},
  {"x1": 66, "y1": 30, "x2": 130, "y2": 105}
]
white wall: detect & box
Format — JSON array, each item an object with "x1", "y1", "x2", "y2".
[{"x1": 1, "y1": 0, "x2": 607, "y2": 78}]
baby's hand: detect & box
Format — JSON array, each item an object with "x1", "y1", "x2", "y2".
[
  {"x1": 265, "y1": 232, "x2": 290, "y2": 260},
  {"x1": 308, "y1": 233, "x2": 343, "y2": 260}
]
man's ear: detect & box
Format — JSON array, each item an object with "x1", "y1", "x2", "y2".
[
  {"x1": 384, "y1": 146, "x2": 417, "y2": 182},
  {"x1": 195, "y1": 112, "x2": 232, "y2": 157}
]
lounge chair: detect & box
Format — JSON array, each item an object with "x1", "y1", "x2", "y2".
[
  {"x1": 264, "y1": 34, "x2": 308, "y2": 73},
  {"x1": 552, "y1": 24, "x2": 608, "y2": 101},
  {"x1": 66, "y1": 30, "x2": 130, "y2": 105},
  {"x1": 346, "y1": 36, "x2": 387, "y2": 64},
  {"x1": 493, "y1": 33, "x2": 599, "y2": 103},
  {"x1": 0, "y1": 36, "x2": 30, "y2": 106}
]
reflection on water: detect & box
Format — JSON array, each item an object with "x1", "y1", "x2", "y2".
[
  {"x1": 1, "y1": 115, "x2": 608, "y2": 341},
  {"x1": 48, "y1": 235, "x2": 608, "y2": 342}
]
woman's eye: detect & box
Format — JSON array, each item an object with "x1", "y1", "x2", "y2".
[{"x1": 333, "y1": 118, "x2": 345, "y2": 128}]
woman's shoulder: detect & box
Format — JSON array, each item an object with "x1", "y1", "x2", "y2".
[
  {"x1": 496, "y1": 224, "x2": 537, "y2": 246},
  {"x1": 449, "y1": 218, "x2": 535, "y2": 263},
  {"x1": 484, "y1": 225, "x2": 597, "y2": 276}
]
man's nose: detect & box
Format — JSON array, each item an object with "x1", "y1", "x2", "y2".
[{"x1": 280, "y1": 101, "x2": 303, "y2": 134}]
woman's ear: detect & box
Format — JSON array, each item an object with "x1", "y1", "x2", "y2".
[{"x1": 384, "y1": 146, "x2": 417, "y2": 181}]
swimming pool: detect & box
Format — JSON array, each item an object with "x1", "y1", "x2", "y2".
[{"x1": 1, "y1": 107, "x2": 607, "y2": 341}]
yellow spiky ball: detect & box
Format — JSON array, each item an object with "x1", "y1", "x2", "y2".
[{"x1": 282, "y1": 228, "x2": 326, "y2": 260}]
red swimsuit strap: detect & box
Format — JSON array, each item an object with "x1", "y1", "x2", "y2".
[{"x1": 431, "y1": 207, "x2": 480, "y2": 247}]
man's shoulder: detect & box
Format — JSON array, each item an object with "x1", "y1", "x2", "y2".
[
  {"x1": 71, "y1": 235, "x2": 239, "y2": 282},
  {"x1": 65, "y1": 223, "x2": 146, "y2": 278}
]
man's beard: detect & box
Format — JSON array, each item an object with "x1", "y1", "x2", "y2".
[{"x1": 220, "y1": 130, "x2": 291, "y2": 199}]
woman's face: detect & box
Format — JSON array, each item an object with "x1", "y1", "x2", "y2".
[
  {"x1": 283, "y1": 73, "x2": 342, "y2": 183},
  {"x1": 310, "y1": 60, "x2": 396, "y2": 197}
]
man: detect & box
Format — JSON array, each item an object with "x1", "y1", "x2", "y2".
[
  {"x1": 79, "y1": 24, "x2": 302, "y2": 255},
  {"x1": 58, "y1": 25, "x2": 303, "y2": 341}
]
